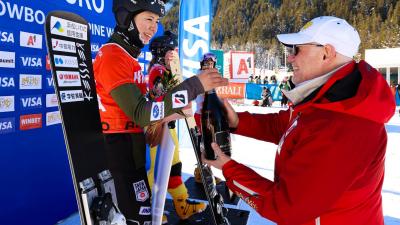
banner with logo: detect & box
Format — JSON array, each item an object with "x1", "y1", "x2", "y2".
[
  {"x1": 216, "y1": 82, "x2": 245, "y2": 99},
  {"x1": 231, "y1": 51, "x2": 255, "y2": 80},
  {"x1": 211, "y1": 49, "x2": 224, "y2": 74},
  {"x1": 178, "y1": 0, "x2": 212, "y2": 79},
  {"x1": 0, "y1": 1, "x2": 161, "y2": 224},
  {"x1": 245, "y1": 83, "x2": 282, "y2": 101},
  {"x1": 177, "y1": 0, "x2": 212, "y2": 147}
]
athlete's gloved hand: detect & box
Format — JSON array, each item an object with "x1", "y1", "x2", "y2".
[
  {"x1": 145, "y1": 104, "x2": 192, "y2": 147},
  {"x1": 145, "y1": 121, "x2": 165, "y2": 147},
  {"x1": 197, "y1": 68, "x2": 228, "y2": 92}
]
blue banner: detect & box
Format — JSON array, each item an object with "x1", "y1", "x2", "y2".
[
  {"x1": 0, "y1": 1, "x2": 159, "y2": 224},
  {"x1": 0, "y1": 1, "x2": 115, "y2": 224},
  {"x1": 245, "y1": 83, "x2": 282, "y2": 101},
  {"x1": 178, "y1": 0, "x2": 212, "y2": 79},
  {"x1": 396, "y1": 90, "x2": 400, "y2": 106}
]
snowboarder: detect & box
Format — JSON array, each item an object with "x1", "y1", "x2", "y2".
[
  {"x1": 93, "y1": 1, "x2": 227, "y2": 224},
  {"x1": 146, "y1": 31, "x2": 207, "y2": 224}
]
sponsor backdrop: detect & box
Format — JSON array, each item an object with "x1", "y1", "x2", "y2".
[
  {"x1": 214, "y1": 82, "x2": 282, "y2": 101},
  {"x1": 211, "y1": 49, "x2": 224, "y2": 74},
  {"x1": 178, "y1": 0, "x2": 212, "y2": 79},
  {"x1": 177, "y1": 0, "x2": 212, "y2": 147},
  {"x1": 216, "y1": 82, "x2": 245, "y2": 99},
  {"x1": 0, "y1": 1, "x2": 161, "y2": 224}
]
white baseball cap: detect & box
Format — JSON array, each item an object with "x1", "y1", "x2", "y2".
[{"x1": 277, "y1": 16, "x2": 361, "y2": 58}]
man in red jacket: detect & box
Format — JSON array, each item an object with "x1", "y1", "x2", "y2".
[{"x1": 204, "y1": 16, "x2": 396, "y2": 225}]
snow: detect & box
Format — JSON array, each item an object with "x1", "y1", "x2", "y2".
[{"x1": 59, "y1": 104, "x2": 400, "y2": 225}]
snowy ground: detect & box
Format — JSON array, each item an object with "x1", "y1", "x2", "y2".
[{"x1": 59, "y1": 103, "x2": 400, "y2": 225}]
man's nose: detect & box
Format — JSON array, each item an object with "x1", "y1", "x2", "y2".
[{"x1": 287, "y1": 54, "x2": 295, "y2": 63}]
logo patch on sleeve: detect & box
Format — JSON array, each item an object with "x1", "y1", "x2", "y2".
[
  {"x1": 150, "y1": 101, "x2": 164, "y2": 121},
  {"x1": 139, "y1": 206, "x2": 151, "y2": 215},
  {"x1": 172, "y1": 90, "x2": 188, "y2": 108},
  {"x1": 133, "y1": 180, "x2": 149, "y2": 202}
]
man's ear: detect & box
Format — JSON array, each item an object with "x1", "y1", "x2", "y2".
[{"x1": 323, "y1": 44, "x2": 336, "y2": 61}]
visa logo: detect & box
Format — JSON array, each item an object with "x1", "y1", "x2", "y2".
[
  {"x1": 20, "y1": 95, "x2": 42, "y2": 109},
  {"x1": 20, "y1": 56, "x2": 42, "y2": 68},
  {"x1": 0, "y1": 76, "x2": 15, "y2": 88},
  {"x1": 91, "y1": 43, "x2": 100, "y2": 52},
  {"x1": 0, "y1": 117, "x2": 15, "y2": 134},
  {"x1": 0, "y1": 121, "x2": 13, "y2": 130},
  {"x1": 0, "y1": 31, "x2": 14, "y2": 44},
  {"x1": 46, "y1": 76, "x2": 54, "y2": 88}
]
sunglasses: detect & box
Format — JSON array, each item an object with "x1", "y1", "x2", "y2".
[{"x1": 286, "y1": 44, "x2": 324, "y2": 56}]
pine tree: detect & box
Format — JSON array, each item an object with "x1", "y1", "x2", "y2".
[{"x1": 162, "y1": 0, "x2": 399, "y2": 67}]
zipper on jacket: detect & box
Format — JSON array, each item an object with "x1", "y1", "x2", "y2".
[{"x1": 315, "y1": 217, "x2": 320, "y2": 225}]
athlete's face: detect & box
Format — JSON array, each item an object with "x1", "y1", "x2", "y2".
[
  {"x1": 201, "y1": 60, "x2": 215, "y2": 70},
  {"x1": 134, "y1": 11, "x2": 159, "y2": 44}
]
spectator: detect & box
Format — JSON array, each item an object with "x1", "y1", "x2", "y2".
[
  {"x1": 261, "y1": 87, "x2": 272, "y2": 107},
  {"x1": 263, "y1": 76, "x2": 269, "y2": 84},
  {"x1": 256, "y1": 76, "x2": 262, "y2": 84},
  {"x1": 248, "y1": 75, "x2": 254, "y2": 83},
  {"x1": 270, "y1": 75, "x2": 277, "y2": 84},
  {"x1": 390, "y1": 81, "x2": 397, "y2": 96},
  {"x1": 279, "y1": 78, "x2": 291, "y2": 107},
  {"x1": 146, "y1": 31, "x2": 206, "y2": 223}
]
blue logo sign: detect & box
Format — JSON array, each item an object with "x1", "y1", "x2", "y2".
[
  {"x1": 45, "y1": 75, "x2": 54, "y2": 89},
  {"x1": 152, "y1": 105, "x2": 159, "y2": 118},
  {"x1": 0, "y1": 117, "x2": 15, "y2": 134},
  {"x1": 0, "y1": 28, "x2": 15, "y2": 46},
  {"x1": 54, "y1": 57, "x2": 64, "y2": 65},
  {"x1": 178, "y1": 0, "x2": 212, "y2": 79},
  {"x1": 52, "y1": 21, "x2": 64, "y2": 32},
  {"x1": 20, "y1": 94, "x2": 43, "y2": 110},
  {"x1": 0, "y1": 75, "x2": 16, "y2": 90},
  {"x1": 19, "y1": 54, "x2": 43, "y2": 69}
]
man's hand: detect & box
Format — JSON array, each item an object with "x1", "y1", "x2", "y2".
[
  {"x1": 222, "y1": 98, "x2": 239, "y2": 128},
  {"x1": 202, "y1": 143, "x2": 232, "y2": 170},
  {"x1": 197, "y1": 68, "x2": 228, "y2": 92}
]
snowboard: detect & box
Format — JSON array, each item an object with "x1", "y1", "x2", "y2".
[
  {"x1": 44, "y1": 11, "x2": 120, "y2": 225},
  {"x1": 184, "y1": 177, "x2": 240, "y2": 206},
  {"x1": 169, "y1": 51, "x2": 232, "y2": 225}
]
